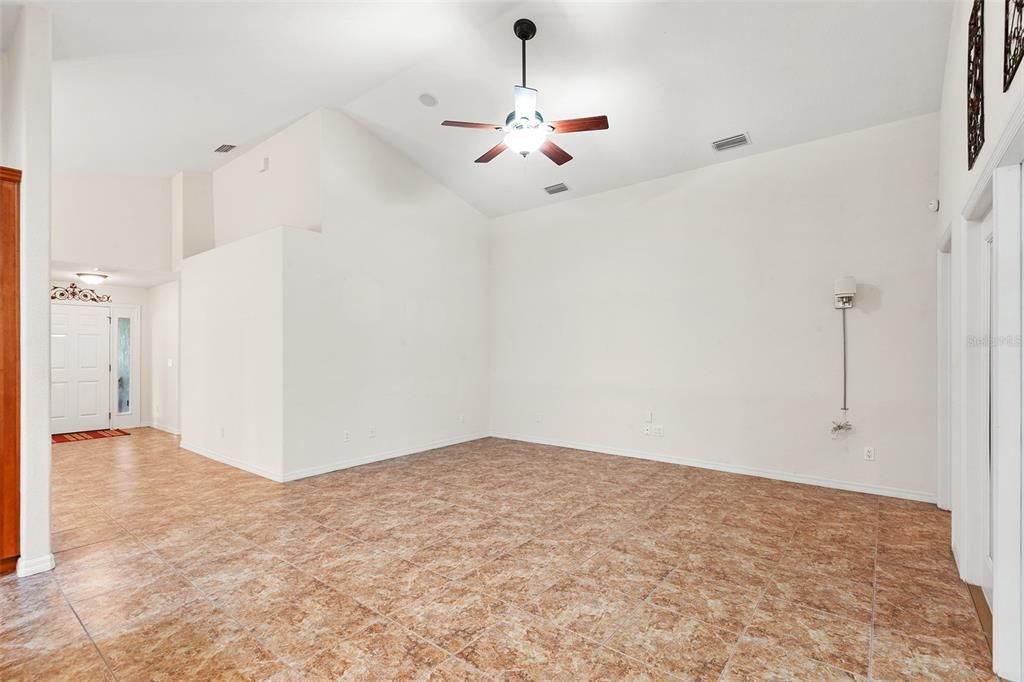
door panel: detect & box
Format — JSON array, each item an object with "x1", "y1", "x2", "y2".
[
  {"x1": 50, "y1": 382, "x2": 67, "y2": 419},
  {"x1": 51, "y1": 304, "x2": 110, "y2": 434}
]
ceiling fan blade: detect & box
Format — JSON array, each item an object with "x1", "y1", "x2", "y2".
[
  {"x1": 539, "y1": 139, "x2": 572, "y2": 166},
  {"x1": 550, "y1": 115, "x2": 610, "y2": 134},
  {"x1": 442, "y1": 120, "x2": 503, "y2": 130},
  {"x1": 514, "y1": 86, "x2": 537, "y2": 121},
  {"x1": 475, "y1": 142, "x2": 508, "y2": 163}
]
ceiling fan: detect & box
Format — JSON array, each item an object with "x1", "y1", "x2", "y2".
[{"x1": 441, "y1": 18, "x2": 609, "y2": 165}]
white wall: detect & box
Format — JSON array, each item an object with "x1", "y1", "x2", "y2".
[
  {"x1": 51, "y1": 175, "x2": 171, "y2": 273},
  {"x1": 148, "y1": 280, "x2": 179, "y2": 434},
  {"x1": 212, "y1": 112, "x2": 321, "y2": 246},
  {"x1": 190, "y1": 109, "x2": 490, "y2": 480},
  {"x1": 490, "y1": 114, "x2": 940, "y2": 500},
  {"x1": 281, "y1": 109, "x2": 489, "y2": 479},
  {"x1": 180, "y1": 228, "x2": 285, "y2": 481},
  {"x1": 171, "y1": 171, "x2": 214, "y2": 271},
  {"x1": 1, "y1": 6, "x2": 53, "y2": 576}
]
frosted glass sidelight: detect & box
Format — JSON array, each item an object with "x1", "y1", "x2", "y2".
[{"x1": 117, "y1": 318, "x2": 130, "y2": 413}]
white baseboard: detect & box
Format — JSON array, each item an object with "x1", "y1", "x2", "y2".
[
  {"x1": 282, "y1": 432, "x2": 489, "y2": 481},
  {"x1": 179, "y1": 441, "x2": 285, "y2": 482},
  {"x1": 490, "y1": 432, "x2": 937, "y2": 503},
  {"x1": 180, "y1": 432, "x2": 489, "y2": 484},
  {"x1": 17, "y1": 553, "x2": 55, "y2": 577},
  {"x1": 148, "y1": 422, "x2": 180, "y2": 435}
]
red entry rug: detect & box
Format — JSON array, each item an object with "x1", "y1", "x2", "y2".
[{"x1": 52, "y1": 429, "x2": 130, "y2": 444}]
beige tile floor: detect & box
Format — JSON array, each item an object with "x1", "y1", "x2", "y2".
[{"x1": 1, "y1": 428, "x2": 994, "y2": 680}]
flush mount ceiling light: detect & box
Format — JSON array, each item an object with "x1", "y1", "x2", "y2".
[
  {"x1": 441, "y1": 18, "x2": 609, "y2": 165},
  {"x1": 76, "y1": 272, "x2": 108, "y2": 285}
]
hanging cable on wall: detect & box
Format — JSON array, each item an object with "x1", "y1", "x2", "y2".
[{"x1": 832, "y1": 277, "x2": 856, "y2": 438}]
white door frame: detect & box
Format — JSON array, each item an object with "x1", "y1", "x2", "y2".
[
  {"x1": 51, "y1": 300, "x2": 142, "y2": 431},
  {"x1": 953, "y1": 207, "x2": 995, "y2": 590},
  {"x1": 990, "y1": 165, "x2": 1023, "y2": 679},
  {"x1": 937, "y1": 226, "x2": 952, "y2": 511},
  {"x1": 955, "y1": 105, "x2": 1024, "y2": 679}
]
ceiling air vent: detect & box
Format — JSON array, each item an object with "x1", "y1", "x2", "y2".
[
  {"x1": 214, "y1": 144, "x2": 237, "y2": 153},
  {"x1": 711, "y1": 133, "x2": 750, "y2": 152},
  {"x1": 544, "y1": 182, "x2": 569, "y2": 195}
]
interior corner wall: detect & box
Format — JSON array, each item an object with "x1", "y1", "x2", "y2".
[
  {"x1": 490, "y1": 113, "x2": 940, "y2": 500},
  {"x1": 212, "y1": 111, "x2": 322, "y2": 247},
  {"x1": 148, "y1": 280, "x2": 179, "y2": 434},
  {"x1": 51, "y1": 176, "x2": 172, "y2": 273},
  {"x1": 1, "y1": 6, "x2": 53, "y2": 575},
  {"x1": 171, "y1": 171, "x2": 214, "y2": 271},
  {"x1": 180, "y1": 228, "x2": 286, "y2": 481},
  {"x1": 278, "y1": 110, "x2": 489, "y2": 479},
  {"x1": 203, "y1": 109, "x2": 489, "y2": 480}
]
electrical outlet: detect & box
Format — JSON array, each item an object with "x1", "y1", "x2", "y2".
[
  {"x1": 343, "y1": 430, "x2": 350, "y2": 443},
  {"x1": 642, "y1": 423, "x2": 651, "y2": 435},
  {"x1": 864, "y1": 446, "x2": 875, "y2": 461},
  {"x1": 652, "y1": 424, "x2": 664, "y2": 437},
  {"x1": 459, "y1": 414, "x2": 465, "y2": 424},
  {"x1": 369, "y1": 426, "x2": 376, "y2": 439}
]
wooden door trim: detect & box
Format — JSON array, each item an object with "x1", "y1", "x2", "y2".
[{"x1": 0, "y1": 166, "x2": 21, "y2": 573}]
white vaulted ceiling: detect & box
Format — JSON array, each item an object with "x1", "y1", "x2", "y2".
[{"x1": 37, "y1": 1, "x2": 952, "y2": 216}]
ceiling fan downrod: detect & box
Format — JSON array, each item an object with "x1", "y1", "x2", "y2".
[{"x1": 513, "y1": 18, "x2": 536, "y2": 88}]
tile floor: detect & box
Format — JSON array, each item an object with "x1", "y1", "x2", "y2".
[{"x1": 1, "y1": 428, "x2": 994, "y2": 680}]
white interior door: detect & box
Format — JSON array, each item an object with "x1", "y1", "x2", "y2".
[{"x1": 51, "y1": 304, "x2": 111, "y2": 434}]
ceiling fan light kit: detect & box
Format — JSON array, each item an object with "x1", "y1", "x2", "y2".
[{"x1": 441, "y1": 18, "x2": 609, "y2": 165}]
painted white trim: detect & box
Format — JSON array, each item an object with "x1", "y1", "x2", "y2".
[
  {"x1": 148, "y1": 422, "x2": 180, "y2": 435},
  {"x1": 490, "y1": 433, "x2": 937, "y2": 503},
  {"x1": 281, "y1": 432, "x2": 490, "y2": 482},
  {"x1": 964, "y1": 94, "x2": 1024, "y2": 220},
  {"x1": 938, "y1": 246, "x2": 952, "y2": 511},
  {"x1": 179, "y1": 441, "x2": 284, "y2": 482},
  {"x1": 990, "y1": 164, "x2": 1023, "y2": 681},
  {"x1": 183, "y1": 434, "x2": 490, "y2": 483},
  {"x1": 16, "y1": 553, "x2": 54, "y2": 577},
  {"x1": 954, "y1": 209, "x2": 995, "y2": 589}
]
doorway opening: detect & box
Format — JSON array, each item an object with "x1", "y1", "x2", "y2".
[{"x1": 49, "y1": 300, "x2": 141, "y2": 435}]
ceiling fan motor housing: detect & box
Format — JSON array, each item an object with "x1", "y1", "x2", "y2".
[{"x1": 506, "y1": 110, "x2": 544, "y2": 126}]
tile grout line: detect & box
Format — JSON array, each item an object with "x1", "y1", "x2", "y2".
[
  {"x1": 867, "y1": 501, "x2": 880, "y2": 681},
  {"x1": 109, "y1": 518, "x2": 308, "y2": 678},
  {"x1": 36, "y1": 432, "x2": 973, "y2": 679},
  {"x1": 714, "y1": 527, "x2": 792, "y2": 682},
  {"x1": 48, "y1": 569, "x2": 120, "y2": 680}
]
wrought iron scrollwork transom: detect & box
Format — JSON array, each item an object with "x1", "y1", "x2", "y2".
[
  {"x1": 50, "y1": 282, "x2": 111, "y2": 303},
  {"x1": 968, "y1": 0, "x2": 985, "y2": 170},
  {"x1": 1006, "y1": 0, "x2": 1024, "y2": 91}
]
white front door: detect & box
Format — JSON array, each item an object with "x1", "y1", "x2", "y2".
[{"x1": 51, "y1": 304, "x2": 111, "y2": 434}]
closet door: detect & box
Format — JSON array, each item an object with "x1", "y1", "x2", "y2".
[{"x1": 1, "y1": 167, "x2": 21, "y2": 574}]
